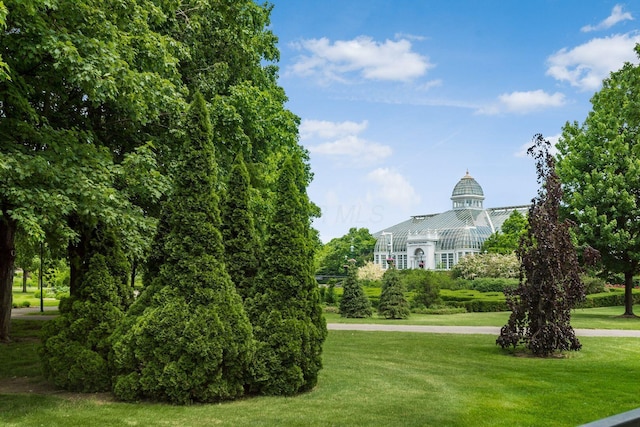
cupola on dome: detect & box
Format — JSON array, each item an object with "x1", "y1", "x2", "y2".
[{"x1": 451, "y1": 171, "x2": 484, "y2": 197}]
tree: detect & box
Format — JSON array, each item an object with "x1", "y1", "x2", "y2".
[
  {"x1": 556, "y1": 45, "x2": 640, "y2": 317},
  {"x1": 339, "y1": 259, "x2": 372, "y2": 318},
  {"x1": 378, "y1": 267, "x2": 410, "y2": 319},
  {"x1": 409, "y1": 270, "x2": 443, "y2": 309},
  {"x1": 245, "y1": 152, "x2": 327, "y2": 395},
  {"x1": 40, "y1": 224, "x2": 129, "y2": 392},
  {"x1": 315, "y1": 228, "x2": 377, "y2": 276},
  {"x1": 0, "y1": 0, "x2": 182, "y2": 342},
  {"x1": 220, "y1": 153, "x2": 260, "y2": 300},
  {"x1": 111, "y1": 94, "x2": 254, "y2": 404},
  {"x1": 481, "y1": 210, "x2": 528, "y2": 255},
  {"x1": 497, "y1": 135, "x2": 596, "y2": 357}
]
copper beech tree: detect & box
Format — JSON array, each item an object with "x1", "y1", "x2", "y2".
[{"x1": 497, "y1": 134, "x2": 599, "y2": 357}]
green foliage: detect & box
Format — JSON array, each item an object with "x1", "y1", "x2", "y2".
[
  {"x1": 498, "y1": 135, "x2": 593, "y2": 356},
  {"x1": 315, "y1": 228, "x2": 377, "y2": 276},
  {"x1": 582, "y1": 275, "x2": 606, "y2": 295},
  {"x1": 406, "y1": 270, "x2": 443, "y2": 309},
  {"x1": 324, "y1": 283, "x2": 337, "y2": 305},
  {"x1": 111, "y1": 94, "x2": 254, "y2": 404},
  {"x1": 378, "y1": 268, "x2": 410, "y2": 319},
  {"x1": 451, "y1": 252, "x2": 520, "y2": 279},
  {"x1": 40, "y1": 249, "x2": 127, "y2": 392},
  {"x1": 556, "y1": 46, "x2": 640, "y2": 316},
  {"x1": 220, "y1": 153, "x2": 260, "y2": 300},
  {"x1": 481, "y1": 210, "x2": 528, "y2": 254},
  {"x1": 468, "y1": 278, "x2": 519, "y2": 293},
  {"x1": 339, "y1": 261, "x2": 372, "y2": 318},
  {"x1": 245, "y1": 153, "x2": 327, "y2": 396}
]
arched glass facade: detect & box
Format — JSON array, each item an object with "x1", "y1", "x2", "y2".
[{"x1": 373, "y1": 172, "x2": 529, "y2": 270}]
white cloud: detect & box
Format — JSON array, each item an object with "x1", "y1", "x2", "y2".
[
  {"x1": 289, "y1": 36, "x2": 433, "y2": 83},
  {"x1": 546, "y1": 33, "x2": 640, "y2": 91},
  {"x1": 416, "y1": 79, "x2": 443, "y2": 91},
  {"x1": 309, "y1": 136, "x2": 393, "y2": 166},
  {"x1": 515, "y1": 134, "x2": 560, "y2": 158},
  {"x1": 299, "y1": 119, "x2": 368, "y2": 140},
  {"x1": 365, "y1": 168, "x2": 421, "y2": 210},
  {"x1": 302, "y1": 119, "x2": 392, "y2": 167},
  {"x1": 476, "y1": 90, "x2": 566, "y2": 115},
  {"x1": 499, "y1": 90, "x2": 566, "y2": 113},
  {"x1": 581, "y1": 5, "x2": 633, "y2": 32}
]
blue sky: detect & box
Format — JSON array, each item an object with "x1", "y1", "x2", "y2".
[{"x1": 268, "y1": 1, "x2": 640, "y2": 242}]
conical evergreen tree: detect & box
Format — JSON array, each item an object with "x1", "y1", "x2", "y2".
[
  {"x1": 111, "y1": 93, "x2": 254, "y2": 404},
  {"x1": 40, "y1": 224, "x2": 130, "y2": 392},
  {"x1": 339, "y1": 259, "x2": 372, "y2": 318},
  {"x1": 378, "y1": 267, "x2": 410, "y2": 319},
  {"x1": 245, "y1": 151, "x2": 327, "y2": 395},
  {"x1": 220, "y1": 153, "x2": 260, "y2": 300}
]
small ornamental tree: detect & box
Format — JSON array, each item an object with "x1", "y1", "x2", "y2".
[
  {"x1": 220, "y1": 153, "x2": 260, "y2": 300},
  {"x1": 497, "y1": 135, "x2": 598, "y2": 357},
  {"x1": 410, "y1": 270, "x2": 443, "y2": 309},
  {"x1": 245, "y1": 152, "x2": 327, "y2": 396},
  {"x1": 40, "y1": 224, "x2": 129, "y2": 392},
  {"x1": 339, "y1": 259, "x2": 372, "y2": 318},
  {"x1": 110, "y1": 94, "x2": 254, "y2": 404},
  {"x1": 378, "y1": 267, "x2": 410, "y2": 319}
]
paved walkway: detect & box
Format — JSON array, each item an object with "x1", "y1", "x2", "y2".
[
  {"x1": 327, "y1": 323, "x2": 640, "y2": 337},
  {"x1": 11, "y1": 306, "x2": 58, "y2": 320}
]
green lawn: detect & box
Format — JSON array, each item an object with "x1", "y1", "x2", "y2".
[
  {"x1": 11, "y1": 286, "x2": 59, "y2": 308},
  {"x1": 1, "y1": 319, "x2": 640, "y2": 426},
  {"x1": 324, "y1": 305, "x2": 640, "y2": 329}
]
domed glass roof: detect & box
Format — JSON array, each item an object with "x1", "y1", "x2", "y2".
[{"x1": 451, "y1": 171, "x2": 484, "y2": 197}]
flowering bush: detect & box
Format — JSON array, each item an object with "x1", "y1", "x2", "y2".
[
  {"x1": 357, "y1": 261, "x2": 384, "y2": 281},
  {"x1": 451, "y1": 253, "x2": 519, "y2": 279}
]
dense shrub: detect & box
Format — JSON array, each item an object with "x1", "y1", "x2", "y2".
[
  {"x1": 582, "y1": 275, "x2": 606, "y2": 295},
  {"x1": 339, "y1": 261, "x2": 372, "y2": 318},
  {"x1": 579, "y1": 289, "x2": 640, "y2": 308},
  {"x1": 470, "y1": 278, "x2": 519, "y2": 293},
  {"x1": 244, "y1": 153, "x2": 327, "y2": 396},
  {"x1": 409, "y1": 270, "x2": 442, "y2": 309},
  {"x1": 110, "y1": 94, "x2": 254, "y2": 404},
  {"x1": 378, "y1": 268, "x2": 410, "y2": 319},
  {"x1": 40, "y1": 249, "x2": 127, "y2": 392},
  {"x1": 452, "y1": 252, "x2": 520, "y2": 279}
]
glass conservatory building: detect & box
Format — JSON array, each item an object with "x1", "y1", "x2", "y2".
[{"x1": 373, "y1": 172, "x2": 528, "y2": 270}]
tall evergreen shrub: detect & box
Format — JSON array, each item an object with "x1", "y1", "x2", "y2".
[
  {"x1": 220, "y1": 153, "x2": 260, "y2": 300},
  {"x1": 378, "y1": 267, "x2": 410, "y2": 319},
  {"x1": 339, "y1": 260, "x2": 372, "y2": 318},
  {"x1": 40, "y1": 225, "x2": 130, "y2": 392},
  {"x1": 110, "y1": 94, "x2": 254, "y2": 404},
  {"x1": 245, "y1": 152, "x2": 327, "y2": 395}
]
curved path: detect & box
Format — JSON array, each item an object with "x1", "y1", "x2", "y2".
[{"x1": 327, "y1": 323, "x2": 640, "y2": 337}]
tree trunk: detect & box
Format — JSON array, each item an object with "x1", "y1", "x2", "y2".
[
  {"x1": 67, "y1": 217, "x2": 92, "y2": 298},
  {"x1": 22, "y1": 270, "x2": 28, "y2": 293},
  {"x1": 0, "y1": 216, "x2": 17, "y2": 343},
  {"x1": 623, "y1": 271, "x2": 635, "y2": 317}
]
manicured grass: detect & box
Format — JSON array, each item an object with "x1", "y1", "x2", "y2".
[
  {"x1": 12, "y1": 286, "x2": 59, "y2": 308},
  {"x1": 1, "y1": 320, "x2": 639, "y2": 426},
  {"x1": 324, "y1": 305, "x2": 640, "y2": 329}
]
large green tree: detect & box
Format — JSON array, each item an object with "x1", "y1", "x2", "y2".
[
  {"x1": 0, "y1": 0, "x2": 182, "y2": 342},
  {"x1": 245, "y1": 152, "x2": 327, "y2": 396},
  {"x1": 315, "y1": 228, "x2": 377, "y2": 276},
  {"x1": 556, "y1": 45, "x2": 640, "y2": 317},
  {"x1": 481, "y1": 210, "x2": 528, "y2": 255},
  {"x1": 111, "y1": 94, "x2": 254, "y2": 404}
]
